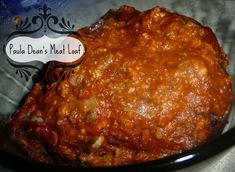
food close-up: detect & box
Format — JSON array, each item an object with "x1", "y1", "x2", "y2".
[{"x1": 7, "y1": 5, "x2": 233, "y2": 168}]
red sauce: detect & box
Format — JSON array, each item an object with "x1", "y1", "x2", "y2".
[{"x1": 9, "y1": 6, "x2": 233, "y2": 166}]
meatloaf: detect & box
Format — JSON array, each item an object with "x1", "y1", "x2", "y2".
[{"x1": 8, "y1": 6, "x2": 233, "y2": 166}]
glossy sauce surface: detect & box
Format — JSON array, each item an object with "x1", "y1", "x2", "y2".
[{"x1": 9, "y1": 6, "x2": 233, "y2": 166}]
